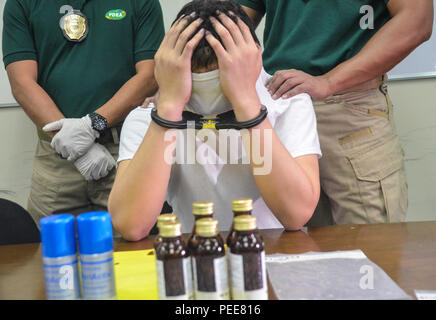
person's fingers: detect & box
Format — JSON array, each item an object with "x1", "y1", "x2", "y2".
[
  {"x1": 272, "y1": 78, "x2": 304, "y2": 100},
  {"x1": 42, "y1": 119, "x2": 64, "y2": 132},
  {"x1": 205, "y1": 31, "x2": 228, "y2": 62},
  {"x1": 165, "y1": 14, "x2": 194, "y2": 48},
  {"x1": 233, "y1": 12, "x2": 255, "y2": 45},
  {"x1": 267, "y1": 70, "x2": 298, "y2": 95},
  {"x1": 209, "y1": 16, "x2": 236, "y2": 51},
  {"x1": 283, "y1": 84, "x2": 306, "y2": 99},
  {"x1": 216, "y1": 11, "x2": 244, "y2": 45},
  {"x1": 181, "y1": 28, "x2": 206, "y2": 59},
  {"x1": 175, "y1": 17, "x2": 204, "y2": 55}
]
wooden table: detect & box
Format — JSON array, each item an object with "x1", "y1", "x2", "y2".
[{"x1": 1, "y1": 222, "x2": 436, "y2": 300}]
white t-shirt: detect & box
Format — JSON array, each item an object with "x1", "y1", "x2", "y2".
[{"x1": 118, "y1": 68, "x2": 322, "y2": 233}]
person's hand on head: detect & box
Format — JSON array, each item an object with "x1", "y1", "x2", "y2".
[
  {"x1": 154, "y1": 14, "x2": 205, "y2": 121},
  {"x1": 206, "y1": 11, "x2": 262, "y2": 121}
]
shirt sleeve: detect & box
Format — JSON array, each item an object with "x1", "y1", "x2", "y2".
[
  {"x1": 235, "y1": 0, "x2": 266, "y2": 13},
  {"x1": 118, "y1": 106, "x2": 153, "y2": 163},
  {"x1": 2, "y1": 0, "x2": 38, "y2": 68},
  {"x1": 273, "y1": 93, "x2": 322, "y2": 159},
  {"x1": 133, "y1": 0, "x2": 165, "y2": 63}
]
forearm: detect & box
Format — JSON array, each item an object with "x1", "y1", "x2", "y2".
[
  {"x1": 241, "y1": 119, "x2": 319, "y2": 230},
  {"x1": 96, "y1": 72, "x2": 158, "y2": 128},
  {"x1": 234, "y1": 97, "x2": 319, "y2": 229},
  {"x1": 325, "y1": 2, "x2": 433, "y2": 94},
  {"x1": 108, "y1": 122, "x2": 174, "y2": 241},
  {"x1": 9, "y1": 77, "x2": 64, "y2": 129}
]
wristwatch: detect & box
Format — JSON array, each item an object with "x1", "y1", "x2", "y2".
[{"x1": 89, "y1": 112, "x2": 108, "y2": 136}]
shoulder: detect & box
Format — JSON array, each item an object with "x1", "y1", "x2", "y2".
[
  {"x1": 118, "y1": 105, "x2": 153, "y2": 163},
  {"x1": 133, "y1": 0, "x2": 163, "y2": 14},
  {"x1": 122, "y1": 105, "x2": 152, "y2": 133},
  {"x1": 4, "y1": 0, "x2": 27, "y2": 15}
]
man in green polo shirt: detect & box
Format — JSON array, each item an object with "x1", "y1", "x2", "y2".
[
  {"x1": 237, "y1": 0, "x2": 433, "y2": 225},
  {"x1": 2, "y1": 0, "x2": 165, "y2": 226}
]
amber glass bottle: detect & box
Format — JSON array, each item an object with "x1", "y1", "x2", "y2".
[
  {"x1": 226, "y1": 198, "x2": 253, "y2": 248},
  {"x1": 153, "y1": 214, "x2": 178, "y2": 251},
  {"x1": 228, "y1": 215, "x2": 267, "y2": 300},
  {"x1": 192, "y1": 218, "x2": 229, "y2": 300},
  {"x1": 155, "y1": 222, "x2": 193, "y2": 300},
  {"x1": 188, "y1": 202, "x2": 218, "y2": 253}
]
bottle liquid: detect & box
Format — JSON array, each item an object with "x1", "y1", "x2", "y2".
[
  {"x1": 187, "y1": 202, "x2": 216, "y2": 253},
  {"x1": 40, "y1": 214, "x2": 80, "y2": 300},
  {"x1": 153, "y1": 213, "x2": 178, "y2": 251},
  {"x1": 155, "y1": 221, "x2": 193, "y2": 300},
  {"x1": 76, "y1": 211, "x2": 117, "y2": 300},
  {"x1": 228, "y1": 215, "x2": 268, "y2": 300},
  {"x1": 226, "y1": 198, "x2": 253, "y2": 248},
  {"x1": 192, "y1": 218, "x2": 229, "y2": 300}
]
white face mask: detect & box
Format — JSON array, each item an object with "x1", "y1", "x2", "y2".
[{"x1": 186, "y1": 69, "x2": 232, "y2": 116}]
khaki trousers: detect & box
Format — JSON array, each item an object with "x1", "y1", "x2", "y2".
[
  {"x1": 309, "y1": 80, "x2": 408, "y2": 225},
  {"x1": 27, "y1": 133, "x2": 118, "y2": 228}
]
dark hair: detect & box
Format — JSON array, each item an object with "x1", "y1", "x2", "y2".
[{"x1": 174, "y1": 0, "x2": 260, "y2": 71}]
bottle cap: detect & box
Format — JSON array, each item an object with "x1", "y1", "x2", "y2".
[
  {"x1": 195, "y1": 218, "x2": 219, "y2": 237},
  {"x1": 192, "y1": 202, "x2": 214, "y2": 216},
  {"x1": 234, "y1": 215, "x2": 257, "y2": 231},
  {"x1": 76, "y1": 211, "x2": 113, "y2": 255},
  {"x1": 40, "y1": 214, "x2": 76, "y2": 258},
  {"x1": 232, "y1": 198, "x2": 253, "y2": 212},
  {"x1": 159, "y1": 221, "x2": 182, "y2": 238},
  {"x1": 157, "y1": 214, "x2": 178, "y2": 229}
]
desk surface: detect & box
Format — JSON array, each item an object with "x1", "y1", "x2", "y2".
[{"x1": 1, "y1": 222, "x2": 436, "y2": 300}]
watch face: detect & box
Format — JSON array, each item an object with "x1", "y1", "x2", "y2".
[{"x1": 91, "y1": 113, "x2": 107, "y2": 132}]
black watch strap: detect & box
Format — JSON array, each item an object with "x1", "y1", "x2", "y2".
[{"x1": 89, "y1": 112, "x2": 108, "y2": 135}]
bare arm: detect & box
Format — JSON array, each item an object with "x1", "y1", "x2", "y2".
[
  {"x1": 6, "y1": 60, "x2": 65, "y2": 133},
  {"x1": 242, "y1": 119, "x2": 320, "y2": 230},
  {"x1": 268, "y1": 0, "x2": 434, "y2": 99},
  {"x1": 108, "y1": 16, "x2": 206, "y2": 241},
  {"x1": 95, "y1": 59, "x2": 158, "y2": 127},
  {"x1": 207, "y1": 13, "x2": 320, "y2": 230},
  {"x1": 326, "y1": 0, "x2": 434, "y2": 94},
  {"x1": 108, "y1": 122, "x2": 174, "y2": 241}
]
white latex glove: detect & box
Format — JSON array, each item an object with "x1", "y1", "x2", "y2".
[
  {"x1": 43, "y1": 115, "x2": 99, "y2": 162},
  {"x1": 74, "y1": 143, "x2": 115, "y2": 181}
]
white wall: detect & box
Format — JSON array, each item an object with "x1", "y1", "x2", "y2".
[{"x1": 0, "y1": 0, "x2": 434, "y2": 222}]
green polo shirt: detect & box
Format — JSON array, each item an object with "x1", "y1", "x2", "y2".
[
  {"x1": 2, "y1": 0, "x2": 164, "y2": 118},
  {"x1": 237, "y1": 0, "x2": 391, "y2": 76}
]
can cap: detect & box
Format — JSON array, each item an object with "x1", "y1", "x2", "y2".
[
  {"x1": 159, "y1": 221, "x2": 182, "y2": 238},
  {"x1": 40, "y1": 214, "x2": 76, "y2": 258},
  {"x1": 157, "y1": 213, "x2": 178, "y2": 229},
  {"x1": 232, "y1": 199, "x2": 253, "y2": 212},
  {"x1": 195, "y1": 218, "x2": 218, "y2": 237},
  {"x1": 192, "y1": 202, "x2": 214, "y2": 216},
  {"x1": 234, "y1": 215, "x2": 257, "y2": 231},
  {"x1": 76, "y1": 211, "x2": 113, "y2": 254}
]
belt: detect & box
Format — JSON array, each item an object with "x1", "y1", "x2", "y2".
[{"x1": 37, "y1": 125, "x2": 122, "y2": 145}]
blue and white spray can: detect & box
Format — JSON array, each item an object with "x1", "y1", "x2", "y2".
[
  {"x1": 40, "y1": 214, "x2": 80, "y2": 300},
  {"x1": 76, "y1": 211, "x2": 117, "y2": 300}
]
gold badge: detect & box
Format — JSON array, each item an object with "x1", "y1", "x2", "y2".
[{"x1": 60, "y1": 11, "x2": 89, "y2": 42}]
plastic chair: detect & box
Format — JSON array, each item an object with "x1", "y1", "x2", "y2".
[{"x1": 0, "y1": 198, "x2": 40, "y2": 245}]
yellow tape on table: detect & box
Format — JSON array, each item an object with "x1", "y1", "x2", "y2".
[{"x1": 113, "y1": 249, "x2": 158, "y2": 300}]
